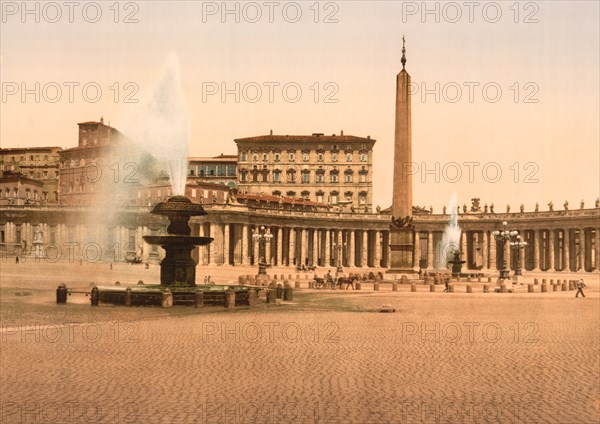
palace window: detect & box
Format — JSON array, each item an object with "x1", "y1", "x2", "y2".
[
  {"x1": 331, "y1": 174, "x2": 339, "y2": 183},
  {"x1": 263, "y1": 153, "x2": 268, "y2": 161},
  {"x1": 274, "y1": 153, "x2": 280, "y2": 162},
  {"x1": 240, "y1": 152, "x2": 247, "y2": 161},
  {"x1": 316, "y1": 191, "x2": 324, "y2": 203},
  {"x1": 301, "y1": 191, "x2": 310, "y2": 199},
  {"x1": 331, "y1": 153, "x2": 338, "y2": 162},
  {"x1": 302, "y1": 153, "x2": 309, "y2": 162},
  {"x1": 345, "y1": 174, "x2": 353, "y2": 183},
  {"x1": 346, "y1": 153, "x2": 352, "y2": 162},
  {"x1": 317, "y1": 153, "x2": 324, "y2": 162},
  {"x1": 359, "y1": 192, "x2": 367, "y2": 205},
  {"x1": 330, "y1": 192, "x2": 339, "y2": 204},
  {"x1": 289, "y1": 153, "x2": 296, "y2": 162},
  {"x1": 301, "y1": 172, "x2": 310, "y2": 184},
  {"x1": 253, "y1": 154, "x2": 258, "y2": 162},
  {"x1": 273, "y1": 171, "x2": 281, "y2": 183},
  {"x1": 360, "y1": 153, "x2": 367, "y2": 162}
]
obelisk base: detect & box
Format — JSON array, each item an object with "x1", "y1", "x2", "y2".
[{"x1": 387, "y1": 228, "x2": 415, "y2": 274}]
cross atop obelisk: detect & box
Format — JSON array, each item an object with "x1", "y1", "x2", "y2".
[{"x1": 401, "y1": 35, "x2": 406, "y2": 70}]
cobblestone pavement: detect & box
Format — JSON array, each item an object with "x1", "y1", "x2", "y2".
[{"x1": 1, "y1": 261, "x2": 598, "y2": 423}]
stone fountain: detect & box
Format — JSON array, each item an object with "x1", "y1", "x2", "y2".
[
  {"x1": 143, "y1": 195, "x2": 212, "y2": 286},
  {"x1": 89, "y1": 195, "x2": 253, "y2": 307}
]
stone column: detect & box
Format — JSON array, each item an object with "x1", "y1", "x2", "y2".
[
  {"x1": 290, "y1": 228, "x2": 297, "y2": 266},
  {"x1": 312, "y1": 229, "x2": 319, "y2": 266},
  {"x1": 533, "y1": 230, "x2": 540, "y2": 271},
  {"x1": 209, "y1": 224, "x2": 219, "y2": 266},
  {"x1": 275, "y1": 227, "x2": 282, "y2": 266},
  {"x1": 252, "y1": 227, "x2": 259, "y2": 266},
  {"x1": 242, "y1": 225, "x2": 249, "y2": 265},
  {"x1": 563, "y1": 229, "x2": 570, "y2": 271},
  {"x1": 426, "y1": 231, "x2": 433, "y2": 269},
  {"x1": 412, "y1": 231, "x2": 420, "y2": 269},
  {"x1": 482, "y1": 231, "x2": 489, "y2": 270},
  {"x1": 595, "y1": 228, "x2": 600, "y2": 271},
  {"x1": 361, "y1": 230, "x2": 368, "y2": 267},
  {"x1": 548, "y1": 229, "x2": 555, "y2": 271},
  {"x1": 375, "y1": 231, "x2": 383, "y2": 268},
  {"x1": 265, "y1": 227, "x2": 272, "y2": 265},
  {"x1": 324, "y1": 229, "x2": 331, "y2": 266},
  {"x1": 302, "y1": 228, "x2": 309, "y2": 266},
  {"x1": 490, "y1": 236, "x2": 497, "y2": 270},
  {"x1": 461, "y1": 231, "x2": 467, "y2": 262},
  {"x1": 223, "y1": 224, "x2": 230, "y2": 266},
  {"x1": 349, "y1": 230, "x2": 356, "y2": 268},
  {"x1": 579, "y1": 228, "x2": 586, "y2": 271}
]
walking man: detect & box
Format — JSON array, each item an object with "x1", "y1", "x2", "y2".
[
  {"x1": 576, "y1": 279, "x2": 587, "y2": 298},
  {"x1": 444, "y1": 279, "x2": 449, "y2": 293}
]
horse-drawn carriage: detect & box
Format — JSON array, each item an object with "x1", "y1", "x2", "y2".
[{"x1": 312, "y1": 274, "x2": 355, "y2": 290}]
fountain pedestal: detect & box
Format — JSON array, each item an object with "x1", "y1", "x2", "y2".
[{"x1": 143, "y1": 196, "x2": 212, "y2": 286}]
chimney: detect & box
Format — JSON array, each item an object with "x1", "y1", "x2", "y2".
[
  {"x1": 341, "y1": 130, "x2": 344, "y2": 136},
  {"x1": 270, "y1": 129, "x2": 273, "y2": 135}
]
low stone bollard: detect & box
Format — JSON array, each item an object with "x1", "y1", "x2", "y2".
[
  {"x1": 393, "y1": 282, "x2": 398, "y2": 292},
  {"x1": 528, "y1": 284, "x2": 534, "y2": 293},
  {"x1": 295, "y1": 280, "x2": 301, "y2": 289},
  {"x1": 374, "y1": 283, "x2": 380, "y2": 291},
  {"x1": 161, "y1": 289, "x2": 173, "y2": 308},
  {"x1": 550, "y1": 279, "x2": 554, "y2": 285},
  {"x1": 487, "y1": 277, "x2": 492, "y2": 283},
  {"x1": 355, "y1": 281, "x2": 361, "y2": 290},
  {"x1": 296, "y1": 274, "x2": 300, "y2": 280},
  {"x1": 224, "y1": 290, "x2": 236, "y2": 308},
  {"x1": 483, "y1": 284, "x2": 489, "y2": 293},
  {"x1": 125, "y1": 288, "x2": 132, "y2": 307},
  {"x1": 430, "y1": 284, "x2": 435, "y2": 292},
  {"x1": 466, "y1": 277, "x2": 471, "y2": 282},
  {"x1": 542, "y1": 279, "x2": 547, "y2": 285},
  {"x1": 56, "y1": 283, "x2": 68, "y2": 304},
  {"x1": 195, "y1": 291, "x2": 204, "y2": 308},
  {"x1": 411, "y1": 283, "x2": 417, "y2": 292},
  {"x1": 248, "y1": 290, "x2": 258, "y2": 306},
  {"x1": 281, "y1": 274, "x2": 285, "y2": 280},
  {"x1": 448, "y1": 284, "x2": 455, "y2": 293},
  {"x1": 541, "y1": 284, "x2": 548, "y2": 293},
  {"x1": 90, "y1": 286, "x2": 99, "y2": 306},
  {"x1": 267, "y1": 289, "x2": 277, "y2": 303},
  {"x1": 477, "y1": 276, "x2": 481, "y2": 282},
  {"x1": 401, "y1": 275, "x2": 409, "y2": 285},
  {"x1": 500, "y1": 284, "x2": 507, "y2": 293},
  {"x1": 568, "y1": 280, "x2": 573, "y2": 290},
  {"x1": 466, "y1": 285, "x2": 472, "y2": 293},
  {"x1": 552, "y1": 284, "x2": 558, "y2": 292},
  {"x1": 424, "y1": 276, "x2": 431, "y2": 285},
  {"x1": 562, "y1": 282, "x2": 567, "y2": 291},
  {"x1": 534, "y1": 278, "x2": 539, "y2": 285},
  {"x1": 284, "y1": 287, "x2": 293, "y2": 301}
]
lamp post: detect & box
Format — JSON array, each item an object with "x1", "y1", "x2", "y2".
[
  {"x1": 509, "y1": 235, "x2": 528, "y2": 278},
  {"x1": 252, "y1": 225, "x2": 273, "y2": 275},
  {"x1": 492, "y1": 221, "x2": 518, "y2": 281},
  {"x1": 332, "y1": 240, "x2": 346, "y2": 274}
]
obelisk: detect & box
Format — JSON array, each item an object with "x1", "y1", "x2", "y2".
[{"x1": 388, "y1": 36, "x2": 415, "y2": 273}]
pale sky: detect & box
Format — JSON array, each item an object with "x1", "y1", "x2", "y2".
[{"x1": 1, "y1": 1, "x2": 598, "y2": 211}]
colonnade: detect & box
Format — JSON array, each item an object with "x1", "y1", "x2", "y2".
[{"x1": 197, "y1": 223, "x2": 390, "y2": 269}]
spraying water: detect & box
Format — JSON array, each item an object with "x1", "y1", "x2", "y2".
[
  {"x1": 435, "y1": 193, "x2": 462, "y2": 269},
  {"x1": 123, "y1": 53, "x2": 191, "y2": 195}
]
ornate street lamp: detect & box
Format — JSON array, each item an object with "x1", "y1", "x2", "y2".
[
  {"x1": 332, "y1": 240, "x2": 346, "y2": 274},
  {"x1": 492, "y1": 221, "x2": 518, "y2": 281},
  {"x1": 252, "y1": 225, "x2": 273, "y2": 275},
  {"x1": 509, "y1": 235, "x2": 528, "y2": 277}
]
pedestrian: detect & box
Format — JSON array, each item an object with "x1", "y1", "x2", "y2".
[
  {"x1": 15, "y1": 255, "x2": 19, "y2": 264},
  {"x1": 444, "y1": 279, "x2": 449, "y2": 293},
  {"x1": 576, "y1": 279, "x2": 586, "y2": 298}
]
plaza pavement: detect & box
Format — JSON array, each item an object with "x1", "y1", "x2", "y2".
[{"x1": 0, "y1": 259, "x2": 598, "y2": 423}]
